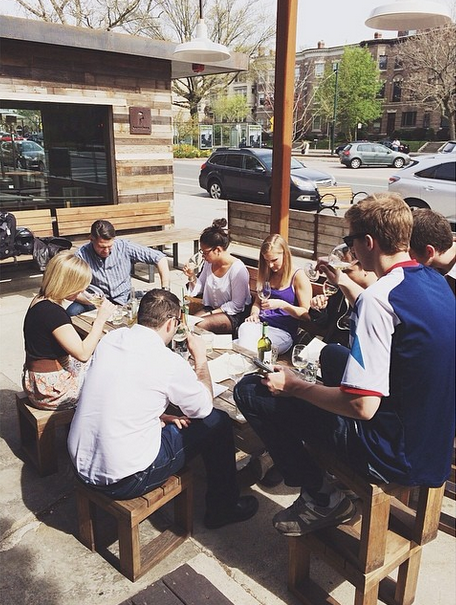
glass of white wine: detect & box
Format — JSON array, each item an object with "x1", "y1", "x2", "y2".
[
  {"x1": 304, "y1": 262, "x2": 320, "y2": 282},
  {"x1": 257, "y1": 281, "x2": 271, "y2": 303},
  {"x1": 328, "y1": 243, "x2": 352, "y2": 271},
  {"x1": 322, "y1": 281, "x2": 339, "y2": 297},
  {"x1": 187, "y1": 251, "x2": 204, "y2": 274},
  {"x1": 291, "y1": 344, "x2": 307, "y2": 375}
]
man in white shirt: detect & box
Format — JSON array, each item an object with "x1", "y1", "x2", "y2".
[
  {"x1": 68, "y1": 289, "x2": 258, "y2": 529},
  {"x1": 409, "y1": 208, "x2": 456, "y2": 294}
]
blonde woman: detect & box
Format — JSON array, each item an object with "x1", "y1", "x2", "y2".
[
  {"x1": 238, "y1": 234, "x2": 313, "y2": 354},
  {"x1": 22, "y1": 251, "x2": 115, "y2": 410}
]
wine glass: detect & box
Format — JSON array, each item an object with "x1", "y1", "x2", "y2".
[
  {"x1": 187, "y1": 251, "x2": 204, "y2": 274},
  {"x1": 304, "y1": 262, "x2": 320, "y2": 282},
  {"x1": 257, "y1": 281, "x2": 271, "y2": 302},
  {"x1": 291, "y1": 344, "x2": 307, "y2": 374},
  {"x1": 322, "y1": 281, "x2": 339, "y2": 297},
  {"x1": 328, "y1": 243, "x2": 352, "y2": 271}
]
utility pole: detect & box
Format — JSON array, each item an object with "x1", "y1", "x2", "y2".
[{"x1": 330, "y1": 63, "x2": 339, "y2": 156}]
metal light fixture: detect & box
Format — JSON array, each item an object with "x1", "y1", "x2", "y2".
[
  {"x1": 173, "y1": 0, "x2": 230, "y2": 63},
  {"x1": 365, "y1": 0, "x2": 453, "y2": 30}
]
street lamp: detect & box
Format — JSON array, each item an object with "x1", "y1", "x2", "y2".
[
  {"x1": 172, "y1": 0, "x2": 231, "y2": 63},
  {"x1": 365, "y1": 0, "x2": 452, "y2": 30},
  {"x1": 330, "y1": 63, "x2": 339, "y2": 156}
]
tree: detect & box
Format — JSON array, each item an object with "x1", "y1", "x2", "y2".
[
  {"x1": 211, "y1": 94, "x2": 250, "y2": 122},
  {"x1": 315, "y1": 46, "x2": 383, "y2": 140},
  {"x1": 396, "y1": 25, "x2": 456, "y2": 140},
  {"x1": 11, "y1": 0, "x2": 276, "y2": 119}
]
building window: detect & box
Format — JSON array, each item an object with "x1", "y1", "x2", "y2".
[
  {"x1": 377, "y1": 82, "x2": 386, "y2": 98},
  {"x1": 258, "y1": 93, "x2": 265, "y2": 106},
  {"x1": 314, "y1": 62, "x2": 324, "y2": 77},
  {"x1": 394, "y1": 56, "x2": 403, "y2": 70},
  {"x1": 423, "y1": 112, "x2": 431, "y2": 129},
  {"x1": 234, "y1": 86, "x2": 247, "y2": 97},
  {"x1": 379, "y1": 55, "x2": 388, "y2": 70},
  {"x1": 392, "y1": 81, "x2": 402, "y2": 102},
  {"x1": 401, "y1": 112, "x2": 417, "y2": 127},
  {"x1": 312, "y1": 115, "x2": 322, "y2": 131}
]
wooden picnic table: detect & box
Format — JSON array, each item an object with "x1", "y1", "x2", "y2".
[{"x1": 71, "y1": 313, "x2": 259, "y2": 427}]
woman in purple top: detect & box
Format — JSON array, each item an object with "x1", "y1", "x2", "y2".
[{"x1": 238, "y1": 234, "x2": 313, "y2": 354}]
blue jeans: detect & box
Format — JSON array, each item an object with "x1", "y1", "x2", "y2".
[
  {"x1": 66, "y1": 301, "x2": 95, "y2": 316},
  {"x1": 234, "y1": 370, "x2": 368, "y2": 493},
  {"x1": 86, "y1": 409, "x2": 239, "y2": 512}
]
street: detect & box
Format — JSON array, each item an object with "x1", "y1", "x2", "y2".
[{"x1": 173, "y1": 155, "x2": 397, "y2": 201}]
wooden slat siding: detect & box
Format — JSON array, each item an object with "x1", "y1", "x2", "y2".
[
  {"x1": 12, "y1": 209, "x2": 55, "y2": 238},
  {"x1": 228, "y1": 200, "x2": 347, "y2": 259},
  {"x1": 2, "y1": 36, "x2": 174, "y2": 209},
  {"x1": 55, "y1": 202, "x2": 172, "y2": 237}
]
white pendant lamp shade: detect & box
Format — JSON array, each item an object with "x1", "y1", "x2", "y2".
[
  {"x1": 365, "y1": 0, "x2": 453, "y2": 30},
  {"x1": 173, "y1": 19, "x2": 231, "y2": 63}
]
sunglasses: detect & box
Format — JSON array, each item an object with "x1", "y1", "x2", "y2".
[{"x1": 343, "y1": 233, "x2": 368, "y2": 248}]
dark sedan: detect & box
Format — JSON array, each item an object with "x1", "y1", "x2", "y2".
[{"x1": 199, "y1": 147, "x2": 336, "y2": 210}]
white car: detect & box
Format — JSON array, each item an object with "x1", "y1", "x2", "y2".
[{"x1": 388, "y1": 155, "x2": 455, "y2": 224}]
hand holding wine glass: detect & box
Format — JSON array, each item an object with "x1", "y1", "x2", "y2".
[
  {"x1": 304, "y1": 262, "x2": 320, "y2": 282},
  {"x1": 328, "y1": 243, "x2": 352, "y2": 271}
]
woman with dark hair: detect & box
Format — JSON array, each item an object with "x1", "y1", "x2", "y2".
[
  {"x1": 183, "y1": 218, "x2": 251, "y2": 334},
  {"x1": 22, "y1": 251, "x2": 115, "y2": 410}
]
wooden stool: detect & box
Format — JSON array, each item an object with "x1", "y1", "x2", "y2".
[
  {"x1": 16, "y1": 392, "x2": 75, "y2": 476},
  {"x1": 438, "y1": 437, "x2": 455, "y2": 537},
  {"x1": 288, "y1": 447, "x2": 445, "y2": 605},
  {"x1": 75, "y1": 468, "x2": 193, "y2": 582}
]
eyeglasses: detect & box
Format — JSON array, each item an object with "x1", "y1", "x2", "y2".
[
  {"x1": 166, "y1": 315, "x2": 180, "y2": 324},
  {"x1": 199, "y1": 247, "x2": 215, "y2": 256},
  {"x1": 343, "y1": 233, "x2": 368, "y2": 248}
]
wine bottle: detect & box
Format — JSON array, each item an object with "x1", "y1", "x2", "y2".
[{"x1": 257, "y1": 322, "x2": 272, "y2": 365}]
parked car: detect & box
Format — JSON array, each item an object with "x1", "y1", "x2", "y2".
[
  {"x1": 379, "y1": 139, "x2": 410, "y2": 154},
  {"x1": 0, "y1": 140, "x2": 46, "y2": 171},
  {"x1": 199, "y1": 147, "x2": 336, "y2": 209},
  {"x1": 388, "y1": 155, "x2": 455, "y2": 223},
  {"x1": 339, "y1": 142, "x2": 410, "y2": 169},
  {"x1": 439, "y1": 140, "x2": 456, "y2": 154}
]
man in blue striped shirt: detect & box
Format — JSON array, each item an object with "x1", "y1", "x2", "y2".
[{"x1": 67, "y1": 220, "x2": 170, "y2": 316}]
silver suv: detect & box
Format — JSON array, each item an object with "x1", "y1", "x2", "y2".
[
  {"x1": 339, "y1": 142, "x2": 410, "y2": 169},
  {"x1": 388, "y1": 155, "x2": 455, "y2": 223}
]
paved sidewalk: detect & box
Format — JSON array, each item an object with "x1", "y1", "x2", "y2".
[{"x1": 1, "y1": 249, "x2": 455, "y2": 605}]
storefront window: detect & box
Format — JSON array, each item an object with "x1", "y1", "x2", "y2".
[{"x1": 0, "y1": 102, "x2": 113, "y2": 212}]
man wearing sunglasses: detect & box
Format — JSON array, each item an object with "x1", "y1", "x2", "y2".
[
  {"x1": 234, "y1": 193, "x2": 454, "y2": 537},
  {"x1": 69, "y1": 289, "x2": 258, "y2": 529}
]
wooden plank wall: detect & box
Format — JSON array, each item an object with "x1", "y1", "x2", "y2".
[
  {"x1": 228, "y1": 201, "x2": 347, "y2": 259},
  {"x1": 0, "y1": 38, "x2": 174, "y2": 210}
]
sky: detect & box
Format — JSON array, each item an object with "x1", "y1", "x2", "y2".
[
  {"x1": 295, "y1": 0, "x2": 454, "y2": 49},
  {"x1": 1, "y1": 0, "x2": 454, "y2": 50}
]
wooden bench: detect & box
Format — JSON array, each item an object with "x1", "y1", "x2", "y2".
[
  {"x1": 288, "y1": 446, "x2": 445, "y2": 605},
  {"x1": 316, "y1": 186, "x2": 368, "y2": 214},
  {"x1": 0, "y1": 208, "x2": 54, "y2": 266},
  {"x1": 55, "y1": 201, "x2": 200, "y2": 280},
  {"x1": 15, "y1": 392, "x2": 75, "y2": 476},
  {"x1": 228, "y1": 200, "x2": 347, "y2": 260},
  {"x1": 75, "y1": 467, "x2": 193, "y2": 582}
]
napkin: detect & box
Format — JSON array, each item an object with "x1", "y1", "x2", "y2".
[{"x1": 207, "y1": 353, "x2": 232, "y2": 383}]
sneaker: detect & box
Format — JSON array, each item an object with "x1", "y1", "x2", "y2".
[
  {"x1": 272, "y1": 489, "x2": 356, "y2": 536},
  {"x1": 204, "y1": 495, "x2": 259, "y2": 529}
]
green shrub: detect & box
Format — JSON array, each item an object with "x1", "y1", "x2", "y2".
[{"x1": 173, "y1": 144, "x2": 211, "y2": 158}]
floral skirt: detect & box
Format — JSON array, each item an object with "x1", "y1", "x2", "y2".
[{"x1": 22, "y1": 356, "x2": 90, "y2": 411}]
